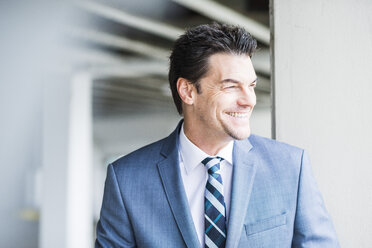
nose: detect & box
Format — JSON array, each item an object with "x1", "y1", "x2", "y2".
[{"x1": 237, "y1": 85, "x2": 256, "y2": 107}]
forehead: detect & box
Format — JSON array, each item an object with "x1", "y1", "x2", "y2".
[{"x1": 205, "y1": 53, "x2": 256, "y2": 81}]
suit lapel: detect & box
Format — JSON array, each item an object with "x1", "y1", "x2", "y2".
[
  {"x1": 225, "y1": 139, "x2": 258, "y2": 248},
  {"x1": 157, "y1": 121, "x2": 201, "y2": 248}
]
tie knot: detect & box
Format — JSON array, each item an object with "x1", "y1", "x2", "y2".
[{"x1": 202, "y1": 156, "x2": 224, "y2": 175}]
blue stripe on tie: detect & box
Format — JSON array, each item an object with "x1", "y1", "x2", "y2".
[
  {"x1": 205, "y1": 220, "x2": 213, "y2": 234},
  {"x1": 205, "y1": 214, "x2": 226, "y2": 237},
  {"x1": 206, "y1": 204, "x2": 224, "y2": 224},
  {"x1": 213, "y1": 213, "x2": 223, "y2": 225},
  {"x1": 205, "y1": 200, "x2": 226, "y2": 226},
  {"x1": 206, "y1": 226, "x2": 226, "y2": 246},
  {"x1": 205, "y1": 213, "x2": 223, "y2": 232}
]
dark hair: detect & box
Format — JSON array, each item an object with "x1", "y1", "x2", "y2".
[{"x1": 168, "y1": 23, "x2": 257, "y2": 115}]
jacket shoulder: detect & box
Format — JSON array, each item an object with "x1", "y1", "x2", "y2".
[
  {"x1": 248, "y1": 134, "x2": 304, "y2": 155},
  {"x1": 247, "y1": 134, "x2": 305, "y2": 171},
  {"x1": 110, "y1": 136, "x2": 168, "y2": 171}
]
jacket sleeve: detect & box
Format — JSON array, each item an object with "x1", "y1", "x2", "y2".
[
  {"x1": 95, "y1": 163, "x2": 136, "y2": 248},
  {"x1": 292, "y1": 150, "x2": 340, "y2": 247}
]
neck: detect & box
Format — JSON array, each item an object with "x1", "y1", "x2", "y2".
[{"x1": 183, "y1": 119, "x2": 232, "y2": 156}]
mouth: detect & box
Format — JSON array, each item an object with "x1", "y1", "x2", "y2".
[{"x1": 225, "y1": 111, "x2": 250, "y2": 118}]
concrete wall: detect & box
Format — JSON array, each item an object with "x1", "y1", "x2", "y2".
[{"x1": 272, "y1": 0, "x2": 372, "y2": 247}]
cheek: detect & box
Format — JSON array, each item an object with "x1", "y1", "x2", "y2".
[
  {"x1": 214, "y1": 98, "x2": 231, "y2": 116},
  {"x1": 217, "y1": 94, "x2": 235, "y2": 107},
  {"x1": 251, "y1": 93, "x2": 257, "y2": 103}
]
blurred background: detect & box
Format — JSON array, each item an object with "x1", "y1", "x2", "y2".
[{"x1": 0, "y1": 0, "x2": 371, "y2": 247}]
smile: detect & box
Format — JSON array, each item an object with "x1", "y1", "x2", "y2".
[{"x1": 226, "y1": 112, "x2": 249, "y2": 118}]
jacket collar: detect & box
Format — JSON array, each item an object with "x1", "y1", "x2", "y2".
[
  {"x1": 225, "y1": 138, "x2": 258, "y2": 248},
  {"x1": 157, "y1": 120, "x2": 201, "y2": 248}
]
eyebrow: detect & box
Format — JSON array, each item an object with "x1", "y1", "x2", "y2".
[{"x1": 220, "y1": 78, "x2": 258, "y2": 84}]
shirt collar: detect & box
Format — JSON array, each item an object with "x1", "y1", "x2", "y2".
[{"x1": 179, "y1": 123, "x2": 233, "y2": 175}]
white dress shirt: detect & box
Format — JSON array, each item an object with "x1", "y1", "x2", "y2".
[{"x1": 178, "y1": 124, "x2": 234, "y2": 246}]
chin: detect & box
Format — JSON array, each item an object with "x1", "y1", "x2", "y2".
[
  {"x1": 224, "y1": 126, "x2": 251, "y2": 140},
  {"x1": 218, "y1": 115, "x2": 252, "y2": 140}
]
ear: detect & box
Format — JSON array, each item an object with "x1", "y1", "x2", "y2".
[{"x1": 177, "y1": 77, "x2": 195, "y2": 105}]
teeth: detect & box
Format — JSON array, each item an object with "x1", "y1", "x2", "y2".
[{"x1": 227, "y1": 112, "x2": 248, "y2": 118}]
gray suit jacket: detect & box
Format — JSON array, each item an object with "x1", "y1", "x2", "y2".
[{"x1": 96, "y1": 121, "x2": 339, "y2": 247}]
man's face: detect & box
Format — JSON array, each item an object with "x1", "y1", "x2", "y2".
[{"x1": 189, "y1": 53, "x2": 257, "y2": 143}]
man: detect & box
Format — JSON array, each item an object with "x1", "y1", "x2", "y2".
[{"x1": 95, "y1": 23, "x2": 339, "y2": 248}]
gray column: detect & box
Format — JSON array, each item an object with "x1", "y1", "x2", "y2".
[{"x1": 272, "y1": 0, "x2": 372, "y2": 247}]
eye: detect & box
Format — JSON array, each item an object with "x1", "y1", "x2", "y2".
[
  {"x1": 250, "y1": 82, "x2": 257, "y2": 88},
  {"x1": 224, "y1": 84, "x2": 237, "y2": 89}
]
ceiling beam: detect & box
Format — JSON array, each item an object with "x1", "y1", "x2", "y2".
[
  {"x1": 86, "y1": 63, "x2": 167, "y2": 79},
  {"x1": 69, "y1": 28, "x2": 169, "y2": 61},
  {"x1": 77, "y1": 1, "x2": 183, "y2": 40},
  {"x1": 171, "y1": 0, "x2": 270, "y2": 45}
]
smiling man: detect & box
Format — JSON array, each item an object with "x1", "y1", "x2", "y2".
[
  {"x1": 178, "y1": 53, "x2": 257, "y2": 155},
  {"x1": 95, "y1": 23, "x2": 339, "y2": 248}
]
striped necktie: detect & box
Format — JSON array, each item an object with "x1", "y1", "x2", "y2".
[{"x1": 202, "y1": 156, "x2": 227, "y2": 248}]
